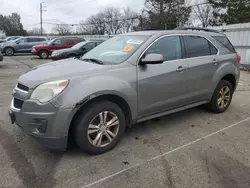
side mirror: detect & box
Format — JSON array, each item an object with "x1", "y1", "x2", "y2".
[
  {"x1": 140, "y1": 53, "x2": 164, "y2": 65},
  {"x1": 81, "y1": 47, "x2": 86, "y2": 51},
  {"x1": 52, "y1": 43, "x2": 55, "y2": 46},
  {"x1": 15, "y1": 41, "x2": 20, "y2": 44}
]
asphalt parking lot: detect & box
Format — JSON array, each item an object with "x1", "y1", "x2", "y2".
[{"x1": 0, "y1": 55, "x2": 250, "y2": 188}]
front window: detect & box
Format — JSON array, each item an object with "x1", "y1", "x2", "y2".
[
  {"x1": 15, "y1": 38, "x2": 27, "y2": 44},
  {"x1": 83, "y1": 35, "x2": 149, "y2": 64},
  {"x1": 72, "y1": 41, "x2": 87, "y2": 49},
  {"x1": 144, "y1": 36, "x2": 182, "y2": 61}
]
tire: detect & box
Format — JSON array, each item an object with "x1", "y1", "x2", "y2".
[
  {"x1": 208, "y1": 80, "x2": 233, "y2": 113},
  {"x1": 39, "y1": 50, "x2": 49, "y2": 59},
  {"x1": 4, "y1": 47, "x2": 14, "y2": 56},
  {"x1": 74, "y1": 101, "x2": 126, "y2": 155}
]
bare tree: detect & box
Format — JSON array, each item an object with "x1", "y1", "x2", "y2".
[
  {"x1": 78, "y1": 13, "x2": 106, "y2": 35},
  {"x1": 28, "y1": 27, "x2": 45, "y2": 36},
  {"x1": 52, "y1": 24, "x2": 72, "y2": 35},
  {"x1": 193, "y1": 3, "x2": 213, "y2": 27},
  {"x1": 78, "y1": 7, "x2": 139, "y2": 35},
  {"x1": 120, "y1": 7, "x2": 138, "y2": 33},
  {"x1": 102, "y1": 7, "x2": 123, "y2": 35}
]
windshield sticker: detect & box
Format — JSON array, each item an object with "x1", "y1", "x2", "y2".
[
  {"x1": 127, "y1": 39, "x2": 144, "y2": 45},
  {"x1": 122, "y1": 45, "x2": 134, "y2": 53}
]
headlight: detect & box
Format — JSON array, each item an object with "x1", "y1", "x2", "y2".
[{"x1": 30, "y1": 80, "x2": 69, "y2": 103}]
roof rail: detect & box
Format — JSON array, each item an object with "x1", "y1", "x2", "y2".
[{"x1": 174, "y1": 27, "x2": 221, "y2": 33}]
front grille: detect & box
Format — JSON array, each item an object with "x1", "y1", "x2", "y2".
[
  {"x1": 13, "y1": 98, "x2": 24, "y2": 109},
  {"x1": 17, "y1": 83, "x2": 29, "y2": 92}
]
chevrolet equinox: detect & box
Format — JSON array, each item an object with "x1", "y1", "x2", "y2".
[{"x1": 9, "y1": 28, "x2": 240, "y2": 154}]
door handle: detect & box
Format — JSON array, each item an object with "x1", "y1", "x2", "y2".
[
  {"x1": 176, "y1": 66, "x2": 187, "y2": 72},
  {"x1": 213, "y1": 59, "x2": 218, "y2": 65}
]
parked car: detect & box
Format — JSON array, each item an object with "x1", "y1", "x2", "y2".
[
  {"x1": 32, "y1": 37, "x2": 85, "y2": 59},
  {"x1": 0, "y1": 39, "x2": 6, "y2": 43},
  {"x1": 0, "y1": 51, "x2": 3, "y2": 61},
  {"x1": 5, "y1": 36, "x2": 21, "y2": 42},
  {"x1": 9, "y1": 28, "x2": 240, "y2": 154},
  {"x1": 51, "y1": 40, "x2": 103, "y2": 60},
  {"x1": 1, "y1": 37, "x2": 48, "y2": 56}
]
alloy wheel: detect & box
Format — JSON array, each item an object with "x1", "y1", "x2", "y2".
[
  {"x1": 217, "y1": 86, "x2": 231, "y2": 109},
  {"x1": 87, "y1": 111, "x2": 120, "y2": 147},
  {"x1": 5, "y1": 48, "x2": 14, "y2": 56}
]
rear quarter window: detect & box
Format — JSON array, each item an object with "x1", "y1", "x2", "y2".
[{"x1": 212, "y1": 36, "x2": 236, "y2": 53}]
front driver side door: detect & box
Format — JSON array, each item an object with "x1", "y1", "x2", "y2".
[
  {"x1": 15, "y1": 38, "x2": 28, "y2": 52},
  {"x1": 137, "y1": 35, "x2": 190, "y2": 117}
]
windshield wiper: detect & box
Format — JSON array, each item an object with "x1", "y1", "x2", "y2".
[{"x1": 82, "y1": 58, "x2": 104, "y2": 65}]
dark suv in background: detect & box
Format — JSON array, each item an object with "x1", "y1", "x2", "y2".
[
  {"x1": 1, "y1": 37, "x2": 48, "y2": 56},
  {"x1": 32, "y1": 37, "x2": 85, "y2": 59},
  {"x1": 51, "y1": 40, "x2": 103, "y2": 60}
]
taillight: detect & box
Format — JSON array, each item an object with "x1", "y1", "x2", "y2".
[{"x1": 237, "y1": 55, "x2": 241, "y2": 64}]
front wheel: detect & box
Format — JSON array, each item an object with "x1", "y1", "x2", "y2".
[
  {"x1": 74, "y1": 101, "x2": 126, "y2": 155},
  {"x1": 4, "y1": 47, "x2": 14, "y2": 56},
  {"x1": 39, "y1": 50, "x2": 49, "y2": 59},
  {"x1": 208, "y1": 80, "x2": 233, "y2": 113}
]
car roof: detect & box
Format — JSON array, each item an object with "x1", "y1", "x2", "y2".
[
  {"x1": 20, "y1": 36, "x2": 47, "y2": 38},
  {"x1": 122, "y1": 29, "x2": 225, "y2": 38}
]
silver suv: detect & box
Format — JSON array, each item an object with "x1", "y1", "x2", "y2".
[
  {"x1": 9, "y1": 28, "x2": 240, "y2": 154},
  {"x1": 1, "y1": 36, "x2": 48, "y2": 56}
]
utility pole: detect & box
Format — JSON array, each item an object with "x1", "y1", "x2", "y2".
[{"x1": 40, "y1": 2, "x2": 43, "y2": 36}]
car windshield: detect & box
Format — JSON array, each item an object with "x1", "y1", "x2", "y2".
[
  {"x1": 48, "y1": 39, "x2": 56, "y2": 45},
  {"x1": 13, "y1": 37, "x2": 23, "y2": 43},
  {"x1": 83, "y1": 35, "x2": 149, "y2": 64},
  {"x1": 72, "y1": 41, "x2": 88, "y2": 49}
]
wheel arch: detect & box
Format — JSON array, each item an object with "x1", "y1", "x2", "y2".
[
  {"x1": 68, "y1": 93, "x2": 133, "y2": 139},
  {"x1": 4, "y1": 46, "x2": 15, "y2": 53},
  {"x1": 220, "y1": 74, "x2": 236, "y2": 91}
]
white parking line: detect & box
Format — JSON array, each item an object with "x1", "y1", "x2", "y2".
[{"x1": 81, "y1": 117, "x2": 250, "y2": 188}]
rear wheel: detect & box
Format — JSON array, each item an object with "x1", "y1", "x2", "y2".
[
  {"x1": 74, "y1": 101, "x2": 126, "y2": 155},
  {"x1": 4, "y1": 47, "x2": 14, "y2": 56},
  {"x1": 39, "y1": 50, "x2": 49, "y2": 59},
  {"x1": 208, "y1": 80, "x2": 233, "y2": 113}
]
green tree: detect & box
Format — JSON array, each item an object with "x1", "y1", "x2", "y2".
[
  {"x1": 209, "y1": 0, "x2": 250, "y2": 25},
  {"x1": 0, "y1": 13, "x2": 27, "y2": 36},
  {"x1": 144, "y1": 0, "x2": 191, "y2": 30}
]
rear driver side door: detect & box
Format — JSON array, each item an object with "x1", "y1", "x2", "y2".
[
  {"x1": 137, "y1": 35, "x2": 190, "y2": 117},
  {"x1": 182, "y1": 35, "x2": 219, "y2": 103}
]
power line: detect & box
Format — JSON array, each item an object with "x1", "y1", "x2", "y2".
[{"x1": 24, "y1": 23, "x2": 41, "y2": 28}]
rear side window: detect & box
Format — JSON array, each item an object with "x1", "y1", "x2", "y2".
[
  {"x1": 212, "y1": 36, "x2": 236, "y2": 53},
  {"x1": 66, "y1": 39, "x2": 75, "y2": 45},
  {"x1": 38, "y1": 38, "x2": 46, "y2": 42},
  {"x1": 183, "y1": 36, "x2": 217, "y2": 58},
  {"x1": 27, "y1": 38, "x2": 39, "y2": 42}
]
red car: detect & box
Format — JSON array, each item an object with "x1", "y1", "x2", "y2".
[{"x1": 32, "y1": 38, "x2": 85, "y2": 59}]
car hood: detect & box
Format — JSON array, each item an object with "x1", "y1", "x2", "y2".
[
  {"x1": 2, "y1": 41, "x2": 15, "y2": 46},
  {"x1": 54, "y1": 48, "x2": 74, "y2": 54},
  {"x1": 18, "y1": 58, "x2": 112, "y2": 88},
  {"x1": 33, "y1": 44, "x2": 49, "y2": 48}
]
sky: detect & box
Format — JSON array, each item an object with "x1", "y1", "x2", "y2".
[{"x1": 0, "y1": 0, "x2": 145, "y2": 32}]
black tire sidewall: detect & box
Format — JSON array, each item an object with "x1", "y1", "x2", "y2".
[
  {"x1": 74, "y1": 101, "x2": 126, "y2": 155},
  {"x1": 39, "y1": 50, "x2": 49, "y2": 59},
  {"x1": 210, "y1": 80, "x2": 233, "y2": 113},
  {"x1": 5, "y1": 47, "x2": 14, "y2": 56}
]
